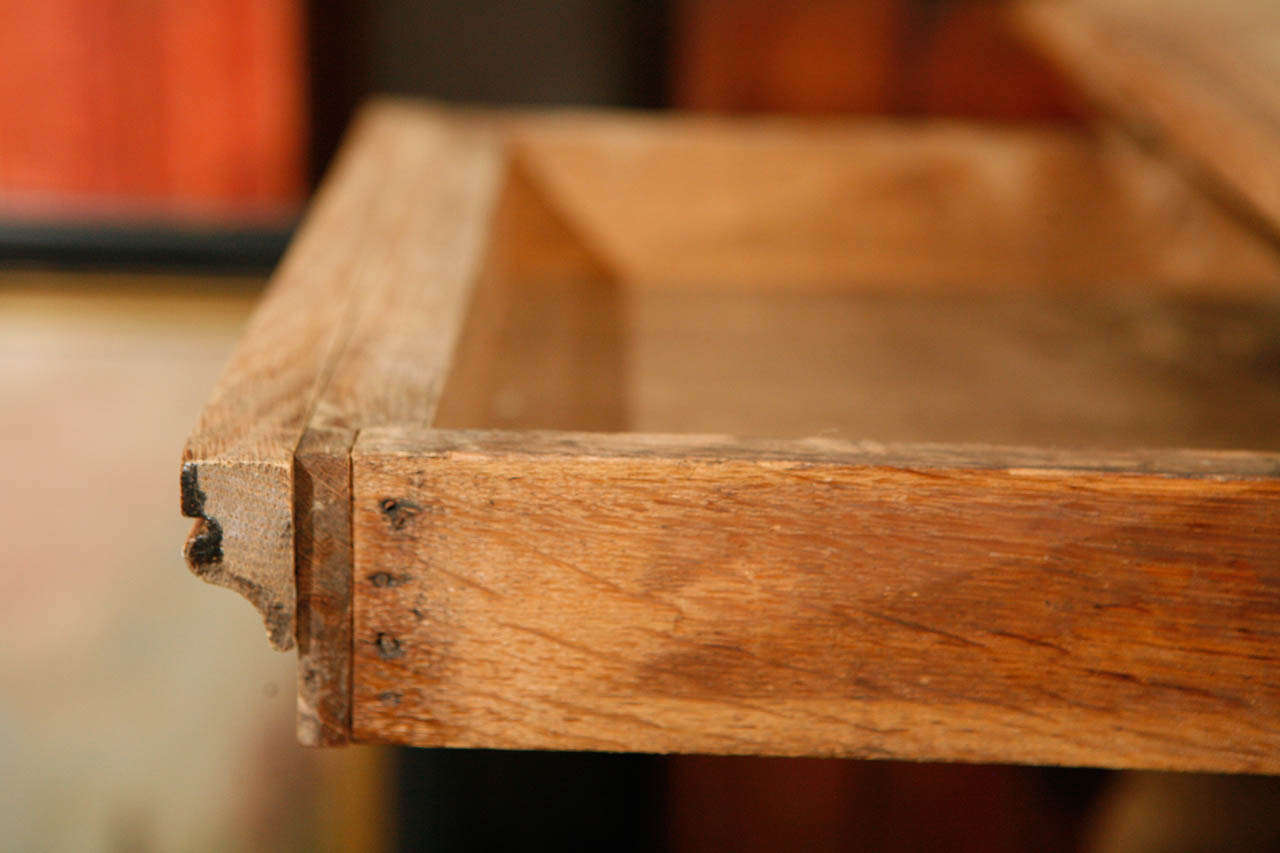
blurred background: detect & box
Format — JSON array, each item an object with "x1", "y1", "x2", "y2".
[{"x1": 2, "y1": 1, "x2": 1278, "y2": 851}]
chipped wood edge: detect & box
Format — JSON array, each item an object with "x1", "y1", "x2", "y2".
[
  {"x1": 180, "y1": 99, "x2": 485, "y2": 652},
  {"x1": 181, "y1": 458, "x2": 295, "y2": 650},
  {"x1": 176, "y1": 102, "x2": 391, "y2": 651}
]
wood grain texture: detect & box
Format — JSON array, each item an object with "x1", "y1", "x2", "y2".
[
  {"x1": 185, "y1": 100, "x2": 1280, "y2": 762},
  {"x1": 510, "y1": 116, "x2": 1280, "y2": 290},
  {"x1": 288, "y1": 108, "x2": 503, "y2": 738},
  {"x1": 180, "y1": 101, "x2": 498, "y2": 649},
  {"x1": 351, "y1": 428, "x2": 1280, "y2": 772},
  {"x1": 301, "y1": 111, "x2": 502, "y2": 432},
  {"x1": 431, "y1": 160, "x2": 628, "y2": 434},
  {"x1": 429, "y1": 277, "x2": 1280, "y2": 453},
  {"x1": 1017, "y1": 0, "x2": 1280, "y2": 240},
  {"x1": 179, "y1": 103, "x2": 401, "y2": 650},
  {"x1": 622, "y1": 291, "x2": 1280, "y2": 450},
  {"x1": 294, "y1": 426, "x2": 355, "y2": 745}
]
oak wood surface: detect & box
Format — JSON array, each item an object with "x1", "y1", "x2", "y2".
[
  {"x1": 621, "y1": 291, "x2": 1280, "y2": 450},
  {"x1": 510, "y1": 116, "x2": 1280, "y2": 289},
  {"x1": 430, "y1": 161, "x2": 629, "y2": 435},
  {"x1": 301, "y1": 116, "x2": 502, "y2": 433},
  {"x1": 179, "y1": 105, "x2": 402, "y2": 650},
  {"x1": 434, "y1": 275, "x2": 1280, "y2": 452},
  {"x1": 351, "y1": 428, "x2": 1280, "y2": 771},
  {"x1": 183, "y1": 103, "x2": 1280, "y2": 652},
  {"x1": 295, "y1": 426, "x2": 356, "y2": 745},
  {"x1": 290, "y1": 110, "x2": 503, "y2": 742},
  {"x1": 180, "y1": 102, "x2": 500, "y2": 650},
  {"x1": 182, "y1": 101, "x2": 1280, "y2": 761},
  {"x1": 1018, "y1": 0, "x2": 1280, "y2": 241}
]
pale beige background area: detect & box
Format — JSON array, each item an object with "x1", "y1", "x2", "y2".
[{"x1": 0, "y1": 272, "x2": 385, "y2": 852}]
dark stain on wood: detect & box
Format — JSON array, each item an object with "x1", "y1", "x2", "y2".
[
  {"x1": 180, "y1": 462, "x2": 223, "y2": 568},
  {"x1": 294, "y1": 428, "x2": 357, "y2": 745},
  {"x1": 368, "y1": 572, "x2": 413, "y2": 588},
  {"x1": 352, "y1": 432, "x2": 1280, "y2": 769},
  {"x1": 376, "y1": 633, "x2": 404, "y2": 660},
  {"x1": 379, "y1": 497, "x2": 422, "y2": 530}
]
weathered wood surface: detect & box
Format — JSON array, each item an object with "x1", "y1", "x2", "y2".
[
  {"x1": 621, "y1": 291, "x2": 1280, "y2": 451},
  {"x1": 430, "y1": 164, "x2": 627, "y2": 434},
  {"x1": 351, "y1": 428, "x2": 1280, "y2": 772},
  {"x1": 182, "y1": 101, "x2": 1280, "y2": 652},
  {"x1": 294, "y1": 426, "x2": 356, "y2": 745},
  {"x1": 179, "y1": 104, "x2": 414, "y2": 650},
  {"x1": 183, "y1": 100, "x2": 1280, "y2": 759},
  {"x1": 510, "y1": 116, "x2": 1280, "y2": 289},
  {"x1": 291, "y1": 108, "x2": 503, "y2": 742},
  {"x1": 181, "y1": 101, "x2": 502, "y2": 657},
  {"x1": 1018, "y1": 0, "x2": 1280, "y2": 240}
]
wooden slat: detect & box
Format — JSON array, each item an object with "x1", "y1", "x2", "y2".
[
  {"x1": 431, "y1": 279, "x2": 1280, "y2": 452},
  {"x1": 300, "y1": 115, "x2": 502, "y2": 432},
  {"x1": 180, "y1": 101, "x2": 500, "y2": 651},
  {"x1": 186, "y1": 100, "x2": 1280, "y2": 761},
  {"x1": 289, "y1": 108, "x2": 505, "y2": 741},
  {"x1": 179, "y1": 104, "x2": 401, "y2": 650},
  {"x1": 432, "y1": 160, "x2": 627, "y2": 434},
  {"x1": 621, "y1": 290, "x2": 1280, "y2": 451},
  {"x1": 351, "y1": 428, "x2": 1280, "y2": 772},
  {"x1": 509, "y1": 116, "x2": 1280, "y2": 289},
  {"x1": 1017, "y1": 0, "x2": 1280, "y2": 241},
  {"x1": 295, "y1": 426, "x2": 356, "y2": 745}
]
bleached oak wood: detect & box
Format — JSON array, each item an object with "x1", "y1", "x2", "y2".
[
  {"x1": 1018, "y1": 0, "x2": 1280, "y2": 240},
  {"x1": 351, "y1": 428, "x2": 1280, "y2": 771}
]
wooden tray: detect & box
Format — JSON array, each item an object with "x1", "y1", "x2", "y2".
[{"x1": 181, "y1": 97, "x2": 1280, "y2": 772}]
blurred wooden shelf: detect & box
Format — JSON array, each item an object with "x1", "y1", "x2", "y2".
[{"x1": 182, "y1": 91, "x2": 1280, "y2": 771}]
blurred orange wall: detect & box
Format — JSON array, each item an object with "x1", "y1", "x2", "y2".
[{"x1": 0, "y1": 0, "x2": 306, "y2": 223}]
